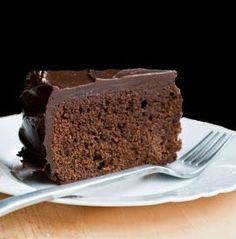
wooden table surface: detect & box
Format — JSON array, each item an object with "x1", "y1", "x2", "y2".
[{"x1": 1, "y1": 191, "x2": 236, "y2": 239}]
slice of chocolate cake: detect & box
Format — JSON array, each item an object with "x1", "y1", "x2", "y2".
[{"x1": 18, "y1": 69, "x2": 183, "y2": 184}]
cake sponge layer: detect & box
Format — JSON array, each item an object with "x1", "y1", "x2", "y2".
[{"x1": 51, "y1": 83, "x2": 182, "y2": 183}]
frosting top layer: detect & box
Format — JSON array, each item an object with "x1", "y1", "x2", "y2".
[{"x1": 34, "y1": 69, "x2": 175, "y2": 89}]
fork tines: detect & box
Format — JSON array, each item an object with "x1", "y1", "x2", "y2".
[{"x1": 180, "y1": 131, "x2": 233, "y2": 166}]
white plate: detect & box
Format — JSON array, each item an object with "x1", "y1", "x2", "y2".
[{"x1": 0, "y1": 114, "x2": 235, "y2": 207}]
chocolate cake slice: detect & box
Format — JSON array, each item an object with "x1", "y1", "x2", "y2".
[{"x1": 18, "y1": 69, "x2": 183, "y2": 184}]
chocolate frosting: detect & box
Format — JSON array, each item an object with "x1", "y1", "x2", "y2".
[{"x1": 19, "y1": 69, "x2": 177, "y2": 175}]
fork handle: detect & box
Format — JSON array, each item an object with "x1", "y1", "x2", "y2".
[{"x1": 0, "y1": 165, "x2": 160, "y2": 217}]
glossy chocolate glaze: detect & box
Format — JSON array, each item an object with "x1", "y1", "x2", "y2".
[{"x1": 19, "y1": 69, "x2": 177, "y2": 175}]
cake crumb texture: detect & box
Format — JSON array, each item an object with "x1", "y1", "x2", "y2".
[{"x1": 51, "y1": 84, "x2": 182, "y2": 183}]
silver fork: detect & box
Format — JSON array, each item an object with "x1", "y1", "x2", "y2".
[{"x1": 0, "y1": 131, "x2": 232, "y2": 217}]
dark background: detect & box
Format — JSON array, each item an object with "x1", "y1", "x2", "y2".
[{"x1": 0, "y1": 6, "x2": 235, "y2": 130}]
